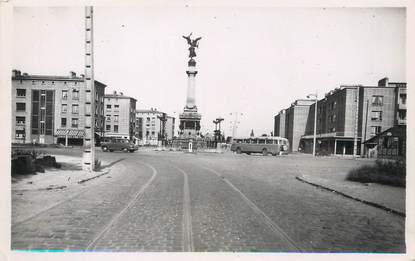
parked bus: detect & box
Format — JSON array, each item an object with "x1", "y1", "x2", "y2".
[{"x1": 230, "y1": 136, "x2": 289, "y2": 156}]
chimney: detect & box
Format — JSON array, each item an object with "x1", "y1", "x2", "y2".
[
  {"x1": 378, "y1": 77, "x2": 389, "y2": 87},
  {"x1": 69, "y1": 71, "x2": 76, "y2": 78}
]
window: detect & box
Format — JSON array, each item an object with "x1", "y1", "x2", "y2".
[
  {"x1": 72, "y1": 89, "x2": 79, "y2": 100},
  {"x1": 106, "y1": 125, "x2": 111, "y2": 131},
  {"x1": 258, "y1": 139, "x2": 265, "y2": 144},
  {"x1": 371, "y1": 111, "x2": 382, "y2": 121},
  {"x1": 114, "y1": 104, "x2": 119, "y2": 109},
  {"x1": 106, "y1": 115, "x2": 111, "y2": 121},
  {"x1": 61, "y1": 118, "x2": 67, "y2": 127},
  {"x1": 62, "y1": 90, "x2": 68, "y2": 100},
  {"x1": 371, "y1": 95, "x2": 383, "y2": 106},
  {"x1": 114, "y1": 115, "x2": 119, "y2": 122},
  {"x1": 71, "y1": 118, "x2": 79, "y2": 128},
  {"x1": 16, "y1": 102, "x2": 26, "y2": 111},
  {"x1": 106, "y1": 104, "x2": 112, "y2": 109},
  {"x1": 400, "y1": 93, "x2": 407, "y2": 105},
  {"x1": 72, "y1": 104, "x2": 79, "y2": 114},
  {"x1": 62, "y1": 104, "x2": 68, "y2": 113},
  {"x1": 16, "y1": 116, "x2": 25, "y2": 125},
  {"x1": 114, "y1": 125, "x2": 119, "y2": 133},
  {"x1": 16, "y1": 89, "x2": 26, "y2": 97},
  {"x1": 398, "y1": 110, "x2": 406, "y2": 120},
  {"x1": 370, "y1": 126, "x2": 381, "y2": 136}
]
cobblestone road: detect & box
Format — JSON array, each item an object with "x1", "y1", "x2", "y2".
[{"x1": 11, "y1": 149, "x2": 405, "y2": 252}]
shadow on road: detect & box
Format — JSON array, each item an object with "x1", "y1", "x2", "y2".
[{"x1": 101, "y1": 158, "x2": 125, "y2": 169}]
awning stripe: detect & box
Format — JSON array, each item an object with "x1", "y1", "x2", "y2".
[{"x1": 55, "y1": 129, "x2": 85, "y2": 138}]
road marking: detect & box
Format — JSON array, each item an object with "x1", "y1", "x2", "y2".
[
  {"x1": 173, "y1": 165, "x2": 194, "y2": 252},
  {"x1": 86, "y1": 162, "x2": 158, "y2": 250},
  {"x1": 202, "y1": 166, "x2": 304, "y2": 252}
]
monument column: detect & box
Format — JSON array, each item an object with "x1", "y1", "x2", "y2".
[
  {"x1": 186, "y1": 63, "x2": 197, "y2": 109},
  {"x1": 179, "y1": 33, "x2": 202, "y2": 138}
]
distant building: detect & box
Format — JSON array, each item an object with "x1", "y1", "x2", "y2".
[
  {"x1": 12, "y1": 70, "x2": 106, "y2": 145},
  {"x1": 104, "y1": 91, "x2": 137, "y2": 140},
  {"x1": 135, "y1": 108, "x2": 175, "y2": 146}
]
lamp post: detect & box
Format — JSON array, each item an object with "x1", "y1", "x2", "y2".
[{"x1": 307, "y1": 92, "x2": 318, "y2": 156}]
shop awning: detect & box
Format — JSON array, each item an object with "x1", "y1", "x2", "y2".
[{"x1": 55, "y1": 129, "x2": 85, "y2": 138}]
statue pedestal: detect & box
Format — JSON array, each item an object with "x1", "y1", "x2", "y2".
[{"x1": 179, "y1": 107, "x2": 201, "y2": 138}]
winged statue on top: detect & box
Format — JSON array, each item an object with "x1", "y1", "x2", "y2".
[{"x1": 182, "y1": 32, "x2": 202, "y2": 58}]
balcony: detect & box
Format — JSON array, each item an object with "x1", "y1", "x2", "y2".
[
  {"x1": 397, "y1": 118, "x2": 406, "y2": 125},
  {"x1": 398, "y1": 103, "x2": 406, "y2": 110}
]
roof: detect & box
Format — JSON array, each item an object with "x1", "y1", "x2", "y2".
[
  {"x1": 12, "y1": 73, "x2": 106, "y2": 87},
  {"x1": 363, "y1": 125, "x2": 406, "y2": 144},
  {"x1": 136, "y1": 109, "x2": 164, "y2": 114},
  {"x1": 105, "y1": 94, "x2": 137, "y2": 101}
]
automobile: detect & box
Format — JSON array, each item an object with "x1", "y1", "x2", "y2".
[{"x1": 101, "y1": 138, "x2": 137, "y2": 152}]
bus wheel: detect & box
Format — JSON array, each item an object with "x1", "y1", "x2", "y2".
[
  {"x1": 262, "y1": 148, "x2": 268, "y2": 156},
  {"x1": 236, "y1": 147, "x2": 242, "y2": 154}
]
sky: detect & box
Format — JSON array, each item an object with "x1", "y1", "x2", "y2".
[{"x1": 12, "y1": 6, "x2": 405, "y2": 137}]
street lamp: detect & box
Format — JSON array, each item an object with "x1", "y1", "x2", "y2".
[{"x1": 307, "y1": 92, "x2": 318, "y2": 157}]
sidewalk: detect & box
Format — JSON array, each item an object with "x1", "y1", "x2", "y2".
[
  {"x1": 12, "y1": 155, "x2": 110, "y2": 191},
  {"x1": 296, "y1": 174, "x2": 405, "y2": 217}
]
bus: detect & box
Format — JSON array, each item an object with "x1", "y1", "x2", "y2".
[{"x1": 230, "y1": 136, "x2": 289, "y2": 156}]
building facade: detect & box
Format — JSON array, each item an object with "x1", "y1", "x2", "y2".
[
  {"x1": 273, "y1": 109, "x2": 286, "y2": 138},
  {"x1": 135, "y1": 109, "x2": 175, "y2": 146},
  {"x1": 274, "y1": 99, "x2": 314, "y2": 152},
  {"x1": 12, "y1": 70, "x2": 106, "y2": 145},
  {"x1": 299, "y1": 78, "x2": 406, "y2": 156},
  {"x1": 104, "y1": 91, "x2": 137, "y2": 140}
]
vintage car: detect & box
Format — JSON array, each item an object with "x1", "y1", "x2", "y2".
[{"x1": 101, "y1": 138, "x2": 137, "y2": 152}]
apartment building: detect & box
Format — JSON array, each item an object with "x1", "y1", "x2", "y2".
[
  {"x1": 104, "y1": 91, "x2": 137, "y2": 140},
  {"x1": 12, "y1": 70, "x2": 106, "y2": 145},
  {"x1": 273, "y1": 109, "x2": 286, "y2": 138},
  {"x1": 135, "y1": 108, "x2": 175, "y2": 146},
  {"x1": 299, "y1": 77, "x2": 406, "y2": 156},
  {"x1": 274, "y1": 99, "x2": 314, "y2": 152}
]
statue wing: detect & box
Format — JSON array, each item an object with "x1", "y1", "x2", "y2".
[
  {"x1": 192, "y1": 37, "x2": 202, "y2": 47},
  {"x1": 182, "y1": 35, "x2": 191, "y2": 45}
]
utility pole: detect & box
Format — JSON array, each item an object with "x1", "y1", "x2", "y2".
[
  {"x1": 230, "y1": 112, "x2": 243, "y2": 139},
  {"x1": 216, "y1": 117, "x2": 224, "y2": 142},
  {"x1": 307, "y1": 92, "x2": 318, "y2": 156},
  {"x1": 157, "y1": 113, "x2": 167, "y2": 146},
  {"x1": 361, "y1": 99, "x2": 369, "y2": 157},
  {"x1": 353, "y1": 86, "x2": 360, "y2": 158},
  {"x1": 82, "y1": 6, "x2": 96, "y2": 171}
]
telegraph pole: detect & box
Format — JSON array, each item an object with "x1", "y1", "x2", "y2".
[
  {"x1": 230, "y1": 112, "x2": 243, "y2": 139},
  {"x1": 353, "y1": 86, "x2": 360, "y2": 158},
  {"x1": 82, "y1": 6, "x2": 96, "y2": 171}
]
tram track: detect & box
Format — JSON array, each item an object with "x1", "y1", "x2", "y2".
[
  {"x1": 202, "y1": 166, "x2": 304, "y2": 252},
  {"x1": 85, "y1": 162, "x2": 158, "y2": 250},
  {"x1": 172, "y1": 165, "x2": 194, "y2": 252}
]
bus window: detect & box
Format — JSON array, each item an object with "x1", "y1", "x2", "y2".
[
  {"x1": 251, "y1": 139, "x2": 258, "y2": 144},
  {"x1": 258, "y1": 139, "x2": 265, "y2": 144},
  {"x1": 266, "y1": 139, "x2": 273, "y2": 144}
]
